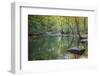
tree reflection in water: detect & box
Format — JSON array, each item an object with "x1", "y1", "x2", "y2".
[{"x1": 28, "y1": 35, "x2": 87, "y2": 61}]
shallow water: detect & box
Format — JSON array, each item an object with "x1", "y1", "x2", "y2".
[{"x1": 28, "y1": 35, "x2": 88, "y2": 61}]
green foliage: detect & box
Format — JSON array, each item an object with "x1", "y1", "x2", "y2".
[{"x1": 28, "y1": 15, "x2": 88, "y2": 34}]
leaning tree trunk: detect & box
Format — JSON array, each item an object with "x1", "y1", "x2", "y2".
[{"x1": 75, "y1": 17, "x2": 81, "y2": 39}]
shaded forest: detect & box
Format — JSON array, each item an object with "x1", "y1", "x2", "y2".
[
  {"x1": 28, "y1": 15, "x2": 88, "y2": 60},
  {"x1": 28, "y1": 15, "x2": 88, "y2": 37}
]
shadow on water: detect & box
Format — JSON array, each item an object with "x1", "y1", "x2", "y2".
[{"x1": 28, "y1": 35, "x2": 88, "y2": 61}]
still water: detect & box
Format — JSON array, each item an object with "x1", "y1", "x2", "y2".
[{"x1": 28, "y1": 35, "x2": 88, "y2": 61}]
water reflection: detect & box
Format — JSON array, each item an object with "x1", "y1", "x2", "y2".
[{"x1": 28, "y1": 36, "x2": 88, "y2": 61}]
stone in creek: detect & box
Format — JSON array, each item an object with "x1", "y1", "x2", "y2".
[{"x1": 68, "y1": 47, "x2": 85, "y2": 55}]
